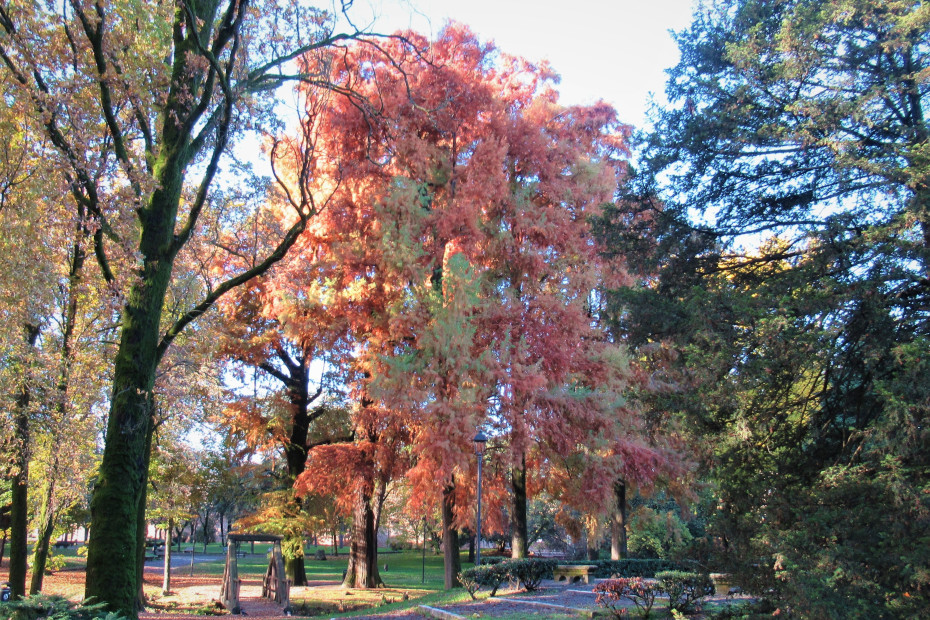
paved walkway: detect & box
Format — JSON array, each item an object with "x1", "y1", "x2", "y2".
[{"x1": 143, "y1": 552, "x2": 223, "y2": 570}]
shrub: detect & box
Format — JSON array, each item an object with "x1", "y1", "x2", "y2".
[
  {"x1": 0, "y1": 594, "x2": 129, "y2": 620},
  {"x1": 629, "y1": 506, "x2": 694, "y2": 559},
  {"x1": 458, "y1": 563, "x2": 508, "y2": 599},
  {"x1": 707, "y1": 598, "x2": 779, "y2": 619},
  {"x1": 557, "y1": 558, "x2": 689, "y2": 578},
  {"x1": 656, "y1": 570, "x2": 714, "y2": 614},
  {"x1": 478, "y1": 556, "x2": 504, "y2": 566},
  {"x1": 44, "y1": 552, "x2": 67, "y2": 574},
  {"x1": 503, "y1": 558, "x2": 557, "y2": 591},
  {"x1": 594, "y1": 577, "x2": 659, "y2": 619},
  {"x1": 458, "y1": 558, "x2": 557, "y2": 598}
]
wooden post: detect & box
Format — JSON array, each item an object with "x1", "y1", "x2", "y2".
[{"x1": 220, "y1": 540, "x2": 240, "y2": 613}]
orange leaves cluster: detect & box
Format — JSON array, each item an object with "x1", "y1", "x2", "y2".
[{"x1": 239, "y1": 21, "x2": 686, "y2": 529}]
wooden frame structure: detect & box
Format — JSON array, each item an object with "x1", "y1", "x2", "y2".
[{"x1": 220, "y1": 533, "x2": 291, "y2": 614}]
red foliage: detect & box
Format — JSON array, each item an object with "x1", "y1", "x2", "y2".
[{"x1": 253, "y1": 22, "x2": 685, "y2": 533}]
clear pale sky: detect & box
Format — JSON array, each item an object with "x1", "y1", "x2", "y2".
[{"x1": 347, "y1": 0, "x2": 699, "y2": 129}]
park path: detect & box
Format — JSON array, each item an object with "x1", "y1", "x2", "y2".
[
  {"x1": 138, "y1": 579, "x2": 288, "y2": 619},
  {"x1": 235, "y1": 579, "x2": 289, "y2": 617}
]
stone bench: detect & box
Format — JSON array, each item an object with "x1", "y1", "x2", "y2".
[{"x1": 552, "y1": 564, "x2": 598, "y2": 584}]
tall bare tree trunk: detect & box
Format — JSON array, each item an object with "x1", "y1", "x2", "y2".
[
  {"x1": 162, "y1": 517, "x2": 174, "y2": 595},
  {"x1": 510, "y1": 454, "x2": 528, "y2": 559},
  {"x1": 441, "y1": 484, "x2": 462, "y2": 589},
  {"x1": 29, "y1": 461, "x2": 59, "y2": 594},
  {"x1": 342, "y1": 486, "x2": 382, "y2": 588},
  {"x1": 9, "y1": 323, "x2": 40, "y2": 598},
  {"x1": 610, "y1": 480, "x2": 628, "y2": 560},
  {"x1": 31, "y1": 216, "x2": 86, "y2": 596},
  {"x1": 85, "y1": 259, "x2": 168, "y2": 616}
]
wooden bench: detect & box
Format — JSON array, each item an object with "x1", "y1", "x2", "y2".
[
  {"x1": 552, "y1": 564, "x2": 598, "y2": 584},
  {"x1": 144, "y1": 540, "x2": 165, "y2": 562}
]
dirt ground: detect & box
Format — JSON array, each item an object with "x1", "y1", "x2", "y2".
[{"x1": 1, "y1": 563, "x2": 751, "y2": 619}]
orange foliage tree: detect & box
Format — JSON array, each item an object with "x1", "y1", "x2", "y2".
[{"x1": 272, "y1": 22, "x2": 686, "y2": 586}]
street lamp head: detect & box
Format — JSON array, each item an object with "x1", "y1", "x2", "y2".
[{"x1": 473, "y1": 430, "x2": 488, "y2": 456}]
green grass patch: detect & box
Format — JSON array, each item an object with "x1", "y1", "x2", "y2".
[
  {"x1": 310, "y1": 587, "x2": 473, "y2": 618},
  {"x1": 146, "y1": 547, "x2": 479, "y2": 616}
]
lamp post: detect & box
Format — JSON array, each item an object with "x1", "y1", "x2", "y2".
[
  {"x1": 473, "y1": 430, "x2": 488, "y2": 567},
  {"x1": 421, "y1": 517, "x2": 427, "y2": 584}
]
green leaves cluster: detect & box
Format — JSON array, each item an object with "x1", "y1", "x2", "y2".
[
  {"x1": 655, "y1": 571, "x2": 713, "y2": 614},
  {"x1": 457, "y1": 558, "x2": 558, "y2": 599},
  {"x1": 0, "y1": 594, "x2": 128, "y2": 620}
]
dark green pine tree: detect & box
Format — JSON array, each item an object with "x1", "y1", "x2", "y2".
[{"x1": 595, "y1": 1, "x2": 930, "y2": 617}]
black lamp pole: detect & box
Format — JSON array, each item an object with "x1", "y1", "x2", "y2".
[{"x1": 473, "y1": 430, "x2": 488, "y2": 567}]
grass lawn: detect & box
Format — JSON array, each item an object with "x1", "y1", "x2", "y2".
[
  {"x1": 18, "y1": 542, "x2": 477, "y2": 616},
  {"x1": 256, "y1": 545, "x2": 467, "y2": 616}
]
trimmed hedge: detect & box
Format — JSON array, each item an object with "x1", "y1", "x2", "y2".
[
  {"x1": 557, "y1": 558, "x2": 693, "y2": 578},
  {"x1": 459, "y1": 563, "x2": 509, "y2": 599},
  {"x1": 504, "y1": 558, "x2": 557, "y2": 590},
  {"x1": 459, "y1": 557, "x2": 558, "y2": 598},
  {"x1": 656, "y1": 570, "x2": 714, "y2": 614}
]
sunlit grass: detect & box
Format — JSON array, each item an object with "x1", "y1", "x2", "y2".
[
  {"x1": 146, "y1": 545, "x2": 471, "y2": 616},
  {"x1": 28, "y1": 543, "x2": 481, "y2": 616},
  {"x1": 289, "y1": 547, "x2": 459, "y2": 615},
  {"x1": 316, "y1": 587, "x2": 473, "y2": 618}
]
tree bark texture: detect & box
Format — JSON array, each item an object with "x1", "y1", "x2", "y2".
[
  {"x1": 285, "y1": 553, "x2": 307, "y2": 587},
  {"x1": 510, "y1": 455, "x2": 528, "y2": 559},
  {"x1": 442, "y1": 484, "x2": 462, "y2": 589},
  {"x1": 29, "y1": 471, "x2": 57, "y2": 594},
  {"x1": 9, "y1": 323, "x2": 40, "y2": 598},
  {"x1": 610, "y1": 480, "x2": 628, "y2": 560},
  {"x1": 281, "y1": 354, "x2": 312, "y2": 586},
  {"x1": 342, "y1": 486, "x2": 382, "y2": 588},
  {"x1": 85, "y1": 252, "x2": 172, "y2": 616},
  {"x1": 135, "y1": 427, "x2": 155, "y2": 610},
  {"x1": 162, "y1": 516, "x2": 173, "y2": 595},
  {"x1": 31, "y1": 223, "x2": 86, "y2": 596}
]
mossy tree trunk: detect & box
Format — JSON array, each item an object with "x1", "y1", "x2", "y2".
[
  {"x1": 8, "y1": 323, "x2": 40, "y2": 598},
  {"x1": 30, "y1": 216, "x2": 86, "y2": 596},
  {"x1": 135, "y1": 425, "x2": 155, "y2": 610},
  {"x1": 85, "y1": 262, "x2": 166, "y2": 615},
  {"x1": 29, "y1": 469, "x2": 58, "y2": 594},
  {"x1": 342, "y1": 486, "x2": 382, "y2": 588},
  {"x1": 281, "y1": 355, "x2": 313, "y2": 587}
]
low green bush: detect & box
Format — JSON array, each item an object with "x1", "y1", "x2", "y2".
[
  {"x1": 558, "y1": 558, "x2": 690, "y2": 578},
  {"x1": 503, "y1": 558, "x2": 557, "y2": 591},
  {"x1": 458, "y1": 557, "x2": 557, "y2": 598},
  {"x1": 477, "y1": 556, "x2": 504, "y2": 566},
  {"x1": 458, "y1": 563, "x2": 509, "y2": 599},
  {"x1": 656, "y1": 570, "x2": 714, "y2": 614},
  {"x1": 707, "y1": 598, "x2": 779, "y2": 619},
  {"x1": 0, "y1": 594, "x2": 129, "y2": 620}
]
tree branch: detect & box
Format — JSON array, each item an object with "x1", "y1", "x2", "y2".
[
  {"x1": 69, "y1": 0, "x2": 142, "y2": 197},
  {"x1": 156, "y1": 211, "x2": 309, "y2": 363}
]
